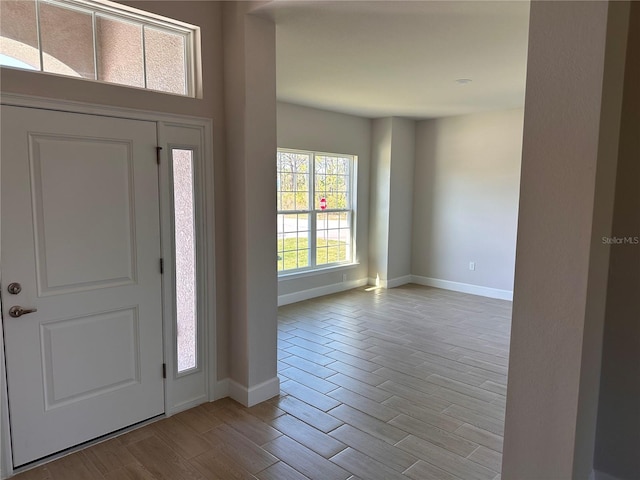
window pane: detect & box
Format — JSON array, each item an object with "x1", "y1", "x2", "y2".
[
  {"x1": 338, "y1": 211, "x2": 352, "y2": 262},
  {"x1": 277, "y1": 151, "x2": 310, "y2": 212},
  {"x1": 277, "y1": 213, "x2": 309, "y2": 271},
  {"x1": 96, "y1": 15, "x2": 144, "y2": 87},
  {"x1": 0, "y1": 0, "x2": 40, "y2": 70},
  {"x1": 1, "y1": 0, "x2": 196, "y2": 96},
  {"x1": 316, "y1": 211, "x2": 351, "y2": 265},
  {"x1": 172, "y1": 149, "x2": 197, "y2": 373},
  {"x1": 40, "y1": 2, "x2": 94, "y2": 78},
  {"x1": 315, "y1": 155, "x2": 351, "y2": 210},
  {"x1": 145, "y1": 27, "x2": 186, "y2": 95}
]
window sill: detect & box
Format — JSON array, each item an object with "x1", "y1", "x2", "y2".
[{"x1": 278, "y1": 262, "x2": 360, "y2": 281}]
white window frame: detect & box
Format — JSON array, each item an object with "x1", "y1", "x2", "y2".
[
  {"x1": 277, "y1": 148, "x2": 357, "y2": 275},
  {"x1": 0, "y1": 0, "x2": 199, "y2": 97}
]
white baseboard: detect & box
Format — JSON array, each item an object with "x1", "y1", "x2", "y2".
[
  {"x1": 366, "y1": 275, "x2": 412, "y2": 289},
  {"x1": 168, "y1": 394, "x2": 208, "y2": 416},
  {"x1": 228, "y1": 377, "x2": 280, "y2": 407},
  {"x1": 278, "y1": 278, "x2": 368, "y2": 306},
  {"x1": 411, "y1": 275, "x2": 513, "y2": 301},
  {"x1": 213, "y1": 378, "x2": 229, "y2": 401},
  {"x1": 592, "y1": 470, "x2": 623, "y2": 480},
  {"x1": 386, "y1": 275, "x2": 412, "y2": 288}
]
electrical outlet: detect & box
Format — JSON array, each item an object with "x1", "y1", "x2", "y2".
[
  {"x1": 342, "y1": 273, "x2": 347, "y2": 282},
  {"x1": 469, "y1": 261, "x2": 476, "y2": 271}
]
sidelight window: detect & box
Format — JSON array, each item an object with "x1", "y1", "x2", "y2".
[{"x1": 171, "y1": 148, "x2": 197, "y2": 373}]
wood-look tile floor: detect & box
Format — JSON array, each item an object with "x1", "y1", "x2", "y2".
[{"x1": 13, "y1": 285, "x2": 511, "y2": 480}]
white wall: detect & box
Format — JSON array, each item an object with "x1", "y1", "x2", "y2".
[
  {"x1": 276, "y1": 102, "x2": 371, "y2": 301},
  {"x1": 412, "y1": 108, "x2": 523, "y2": 294}
]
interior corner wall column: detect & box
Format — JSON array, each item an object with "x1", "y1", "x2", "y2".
[
  {"x1": 502, "y1": 1, "x2": 630, "y2": 478},
  {"x1": 369, "y1": 117, "x2": 415, "y2": 287},
  {"x1": 221, "y1": 1, "x2": 279, "y2": 406},
  {"x1": 594, "y1": 2, "x2": 640, "y2": 478},
  {"x1": 369, "y1": 118, "x2": 392, "y2": 285}
]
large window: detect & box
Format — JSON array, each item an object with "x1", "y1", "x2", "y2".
[
  {"x1": 277, "y1": 149, "x2": 356, "y2": 273},
  {"x1": 0, "y1": 0, "x2": 199, "y2": 96}
]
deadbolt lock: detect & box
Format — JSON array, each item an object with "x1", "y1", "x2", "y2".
[{"x1": 7, "y1": 283, "x2": 22, "y2": 295}]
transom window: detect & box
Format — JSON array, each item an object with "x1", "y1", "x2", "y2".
[
  {"x1": 277, "y1": 149, "x2": 356, "y2": 273},
  {"x1": 0, "y1": 0, "x2": 199, "y2": 96}
]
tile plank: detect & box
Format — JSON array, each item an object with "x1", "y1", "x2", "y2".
[
  {"x1": 328, "y1": 387, "x2": 399, "y2": 421},
  {"x1": 128, "y1": 435, "x2": 205, "y2": 480},
  {"x1": 282, "y1": 380, "x2": 341, "y2": 412},
  {"x1": 271, "y1": 414, "x2": 347, "y2": 458},
  {"x1": 388, "y1": 414, "x2": 478, "y2": 457},
  {"x1": 273, "y1": 395, "x2": 343, "y2": 433},
  {"x1": 397, "y1": 435, "x2": 497, "y2": 480},
  {"x1": 330, "y1": 447, "x2": 406, "y2": 480},
  {"x1": 327, "y1": 404, "x2": 407, "y2": 445},
  {"x1": 454, "y1": 424, "x2": 504, "y2": 453},
  {"x1": 329, "y1": 424, "x2": 418, "y2": 473},
  {"x1": 468, "y1": 446, "x2": 502, "y2": 473},
  {"x1": 279, "y1": 366, "x2": 339, "y2": 394},
  {"x1": 256, "y1": 462, "x2": 310, "y2": 480},
  {"x1": 200, "y1": 424, "x2": 278, "y2": 474},
  {"x1": 262, "y1": 436, "x2": 350, "y2": 480},
  {"x1": 325, "y1": 373, "x2": 392, "y2": 403}
]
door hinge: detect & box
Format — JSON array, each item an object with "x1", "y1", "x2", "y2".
[
  {"x1": 160, "y1": 258, "x2": 164, "y2": 274},
  {"x1": 162, "y1": 363, "x2": 167, "y2": 379},
  {"x1": 156, "y1": 146, "x2": 162, "y2": 165}
]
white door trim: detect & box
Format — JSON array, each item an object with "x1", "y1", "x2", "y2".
[{"x1": 0, "y1": 93, "x2": 216, "y2": 478}]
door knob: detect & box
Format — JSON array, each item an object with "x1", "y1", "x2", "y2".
[{"x1": 8, "y1": 306, "x2": 38, "y2": 318}]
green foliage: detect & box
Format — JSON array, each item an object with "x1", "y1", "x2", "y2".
[
  {"x1": 277, "y1": 152, "x2": 310, "y2": 211},
  {"x1": 278, "y1": 152, "x2": 350, "y2": 211},
  {"x1": 277, "y1": 237, "x2": 348, "y2": 271}
]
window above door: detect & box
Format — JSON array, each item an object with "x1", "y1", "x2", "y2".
[{"x1": 0, "y1": 0, "x2": 200, "y2": 97}]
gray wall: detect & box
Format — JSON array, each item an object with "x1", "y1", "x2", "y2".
[
  {"x1": 412, "y1": 109, "x2": 523, "y2": 292},
  {"x1": 369, "y1": 118, "x2": 392, "y2": 283},
  {"x1": 387, "y1": 118, "x2": 415, "y2": 281},
  {"x1": 276, "y1": 102, "x2": 371, "y2": 294},
  {"x1": 369, "y1": 117, "x2": 415, "y2": 285},
  {"x1": 278, "y1": 103, "x2": 524, "y2": 297},
  {"x1": 594, "y1": 2, "x2": 640, "y2": 478},
  {"x1": 502, "y1": 1, "x2": 630, "y2": 477},
  {"x1": 222, "y1": 3, "x2": 279, "y2": 398}
]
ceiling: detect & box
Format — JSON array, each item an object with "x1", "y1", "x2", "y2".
[{"x1": 259, "y1": 1, "x2": 530, "y2": 119}]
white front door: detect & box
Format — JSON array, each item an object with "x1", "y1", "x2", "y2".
[{"x1": 1, "y1": 106, "x2": 165, "y2": 467}]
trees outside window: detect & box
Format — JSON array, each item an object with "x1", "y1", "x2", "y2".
[{"x1": 277, "y1": 149, "x2": 355, "y2": 273}]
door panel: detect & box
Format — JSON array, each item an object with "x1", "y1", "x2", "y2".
[
  {"x1": 31, "y1": 135, "x2": 136, "y2": 293},
  {"x1": 1, "y1": 106, "x2": 164, "y2": 467},
  {"x1": 41, "y1": 307, "x2": 140, "y2": 407}
]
